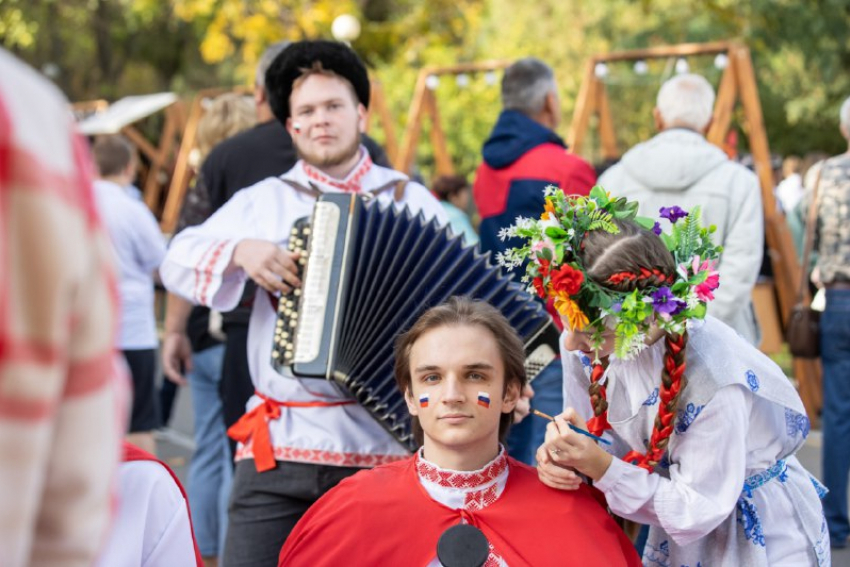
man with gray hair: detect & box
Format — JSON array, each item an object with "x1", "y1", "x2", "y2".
[
  {"x1": 812, "y1": 94, "x2": 850, "y2": 549},
  {"x1": 473, "y1": 57, "x2": 596, "y2": 464},
  {"x1": 600, "y1": 73, "x2": 764, "y2": 345}
]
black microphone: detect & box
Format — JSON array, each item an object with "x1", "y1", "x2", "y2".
[{"x1": 436, "y1": 524, "x2": 490, "y2": 567}]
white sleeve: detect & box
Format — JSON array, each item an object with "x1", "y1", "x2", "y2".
[
  {"x1": 142, "y1": 498, "x2": 197, "y2": 567},
  {"x1": 594, "y1": 386, "x2": 750, "y2": 547},
  {"x1": 133, "y1": 204, "x2": 167, "y2": 273},
  {"x1": 160, "y1": 189, "x2": 258, "y2": 310}
]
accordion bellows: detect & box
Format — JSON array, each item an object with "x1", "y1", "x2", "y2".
[{"x1": 272, "y1": 193, "x2": 558, "y2": 452}]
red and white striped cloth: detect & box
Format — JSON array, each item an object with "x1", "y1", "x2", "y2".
[{"x1": 0, "y1": 49, "x2": 129, "y2": 567}]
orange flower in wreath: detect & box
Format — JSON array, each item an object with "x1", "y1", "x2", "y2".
[
  {"x1": 553, "y1": 293, "x2": 589, "y2": 331},
  {"x1": 541, "y1": 197, "x2": 557, "y2": 220},
  {"x1": 550, "y1": 264, "x2": 584, "y2": 295}
]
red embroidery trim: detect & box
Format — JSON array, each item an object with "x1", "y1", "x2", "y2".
[
  {"x1": 302, "y1": 152, "x2": 373, "y2": 193},
  {"x1": 415, "y1": 448, "x2": 508, "y2": 489}
]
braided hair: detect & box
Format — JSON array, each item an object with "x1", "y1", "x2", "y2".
[{"x1": 580, "y1": 218, "x2": 689, "y2": 472}]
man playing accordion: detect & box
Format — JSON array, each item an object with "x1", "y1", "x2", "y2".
[{"x1": 161, "y1": 40, "x2": 447, "y2": 567}]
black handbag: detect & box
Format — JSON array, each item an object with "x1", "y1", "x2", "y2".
[{"x1": 786, "y1": 169, "x2": 821, "y2": 358}]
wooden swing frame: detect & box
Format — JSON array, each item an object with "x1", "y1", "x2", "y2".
[
  {"x1": 568, "y1": 40, "x2": 822, "y2": 423},
  {"x1": 394, "y1": 60, "x2": 511, "y2": 176}
]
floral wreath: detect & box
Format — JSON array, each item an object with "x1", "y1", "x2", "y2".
[{"x1": 497, "y1": 185, "x2": 723, "y2": 360}]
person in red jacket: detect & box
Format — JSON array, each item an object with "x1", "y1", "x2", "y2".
[
  {"x1": 472, "y1": 58, "x2": 597, "y2": 466},
  {"x1": 279, "y1": 297, "x2": 640, "y2": 567}
]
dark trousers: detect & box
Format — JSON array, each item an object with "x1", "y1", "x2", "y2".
[
  {"x1": 821, "y1": 289, "x2": 850, "y2": 545},
  {"x1": 222, "y1": 459, "x2": 363, "y2": 567},
  {"x1": 219, "y1": 324, "x2": 254, "y2": 459}
]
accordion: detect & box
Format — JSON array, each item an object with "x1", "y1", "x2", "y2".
[{"x1": 271, "y1": 193, "x2": 560, "y2": 451}]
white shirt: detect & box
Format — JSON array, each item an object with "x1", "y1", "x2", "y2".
[
  {"x1": 561, "y1": 318, "x2": 829, "y2": 566},
  {"x1": 97, "y1": 460, "x2": 197, "y2": 567},
  {"x1": 161, "y1": 151, "x2": 447, "y2": 467},
  {"x1": 94, "y1": 180, "x2": 166, "y2": 349}
]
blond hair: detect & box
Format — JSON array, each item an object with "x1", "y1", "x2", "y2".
[{"x1": 196, "y1": 93, "x2": 256, "y2": 161}]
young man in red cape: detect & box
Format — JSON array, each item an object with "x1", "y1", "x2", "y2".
[{"x1": 279, "y1": 298, "x2": 640, "y2": 566}]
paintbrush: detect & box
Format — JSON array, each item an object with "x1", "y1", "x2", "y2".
[{"x1": 531, "y1": 409, "x2": 612, "y2": 445}]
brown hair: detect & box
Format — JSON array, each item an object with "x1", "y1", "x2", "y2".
[
  {"x1": 196, "y1": 93, "x2": 256, "y2": 162},
  {"x1": 92, "y1": 134, "x2": 136, "y2": 177},
  {"x1": 394, "y1": 296, "x2": 527, "y2": 446},
  {"x1": 580, "y1": 218, "x2": 688, "y2": 471},
  {"x1": 432, "y1": 175, "x2": 469, "y2": 202}
]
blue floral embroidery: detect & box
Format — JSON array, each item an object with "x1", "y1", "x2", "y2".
[
  {"x1": 737, "y1": 497, "x2": 766, "y2": 547},
  {"x1": 811, "y1": 476, "x2": 829, "y2": 500},
  {"x1": 746, "y1": 370, "x2": 759, "y2": 392},
  {"x1": 785, "y1": 408, "x2": 811, "y2": 438},
  {"x1": 742, "y1": 460, "x2": 787, "y2": 498},
  {"x1": 579, "y1": 354, "x2": 592, "y2": 368},
  {"x1": 644, "y1": 540, "x2": 670, "y2": 567},
  {"x1": 675, "y1": 403, "x2": 704, "y2": 434},
  {"x1": 815, "y1": 516, "x2": 830, "y2": 566},
  {"x1": 643, "y1": 387, "x2": 659, "y2": 406}
]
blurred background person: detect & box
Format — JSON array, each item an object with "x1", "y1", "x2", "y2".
[
  {"x1": 164, "y1": 91, "x2": 257, "y2": 567},
  {"x1": 0, "y1": 47, "x2": 127, "y2": 567},
  {"x1": 432, "y1": 174, "x2": 478, "y2": 245},
  {"x1": 775, "y1": 155, "x2": 804, "y2": 214},
  {"x1": 93, "y1": 134, "x2": 167, "y2": 455}
]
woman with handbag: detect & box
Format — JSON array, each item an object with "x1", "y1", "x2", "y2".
[{"x1": 811, "y1": 96, "x2": 850, "y2": 550}]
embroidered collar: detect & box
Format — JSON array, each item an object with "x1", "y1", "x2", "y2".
[
  {"x1": 416, "y1": 446, "x2": 508, "y2": 489},
  {"x1": 415, "y1": 446, "x2": 509, "y2": 513},
  {"x1": 300, "y1": 146, "x2": 373, "y2": 193}
]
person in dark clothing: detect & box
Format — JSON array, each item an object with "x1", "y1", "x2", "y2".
[{"x1": 472, "y1": 58, "x2": 596, "y2": 465}]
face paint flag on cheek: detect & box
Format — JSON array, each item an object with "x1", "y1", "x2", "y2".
[
  {"x1": 419, "y1": 393, "x2": 429, "y2": 408},
  {"x1": 477, "y1": 391, "x2": 491, "y2": 409}
]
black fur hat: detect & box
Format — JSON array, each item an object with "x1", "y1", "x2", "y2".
[{"x1": 265, "y1": 40, "x2": 370, "y2": 123}]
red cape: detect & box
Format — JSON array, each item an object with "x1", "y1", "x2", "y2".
[
  {"x1": 122, "y1": 442, "x2": 204, "y2": 567},
  {"x1": 279, "y1": 456, "x2": 640, "y2": 566}
]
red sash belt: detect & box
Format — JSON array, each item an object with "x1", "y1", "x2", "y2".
[{"x1": 227, "y1": 391, "x2": 356, "y2": 472}]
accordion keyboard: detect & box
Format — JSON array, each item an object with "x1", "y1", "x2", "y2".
[{"x1": 271, "y1": 218, "x2": 311, "y2": 368}]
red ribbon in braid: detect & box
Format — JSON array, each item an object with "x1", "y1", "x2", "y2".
[
  {"x1": 585, "y1": 362, "x2": 611, "y2": 436},
  {"x1": 622, "y1": 333, "x2": 687, "y2": 472},
  {"x1": 607, "y1": 268, "x2": 668, "y2": 286}
]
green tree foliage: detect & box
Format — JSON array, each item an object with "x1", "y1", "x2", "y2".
[{"x1": 3, "y1": 0, "x2": 849, "y2": 178}]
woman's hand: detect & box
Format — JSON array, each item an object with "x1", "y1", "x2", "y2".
[{"x1": 538, "y1": 407, "x2": 613, "y2": 483}]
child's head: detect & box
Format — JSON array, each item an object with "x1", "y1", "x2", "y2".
[
  {"x1": 562, "y1": 218, "x2": 676, "y2": 356},
  {"x1": 394, "y1": 297, "x2": 525, "y2": 450},
  {"x1": 432, "y1": 175, "x2": 471, "y2": 210}
]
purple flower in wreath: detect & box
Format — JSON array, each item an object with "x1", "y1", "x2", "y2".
[
  {"x1": 659, "y1": 206, "x2": 689, "y2": 223},
  {"x1": 651, "y1": 286, "x2": 686, "y2": 317},
  {"x1": 652, "y1": 221, "x2": 662, "y2": 236}
]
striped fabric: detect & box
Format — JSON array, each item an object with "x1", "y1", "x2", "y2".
[{"x1": 0, "y1": 49, "x2": 129, "y2": 567}]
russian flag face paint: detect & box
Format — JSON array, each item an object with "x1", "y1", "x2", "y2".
[
  {"x1": 477, "y1": 391, "x2": 491, "y2": 408},
  {"x1": 419, "y1": 393, "x2": 429, "y2": 408}
]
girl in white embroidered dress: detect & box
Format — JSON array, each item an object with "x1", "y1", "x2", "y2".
[{"x1": 535, "y1": 218, "x2": 829, "y2": 566}]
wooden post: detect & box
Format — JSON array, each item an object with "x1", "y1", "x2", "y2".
[
  {"x1": 423, "y1": 89, "x2": 455, "y2": 176},
  {"x1": 568, "y1": 60, "x2": 598, "y2": 155},
  {"x1": 706, "y1": 58, "x2": 737, "y2": 147},
  {"x1": 597, "y1": 81, "x2": 619, "y2": 159},
  {"x1": 395, "y1": 72, "x2": 429, "y2": 174},
  {"x1": 367, "y1": 79, "x2": 399, "y2": 166}
]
